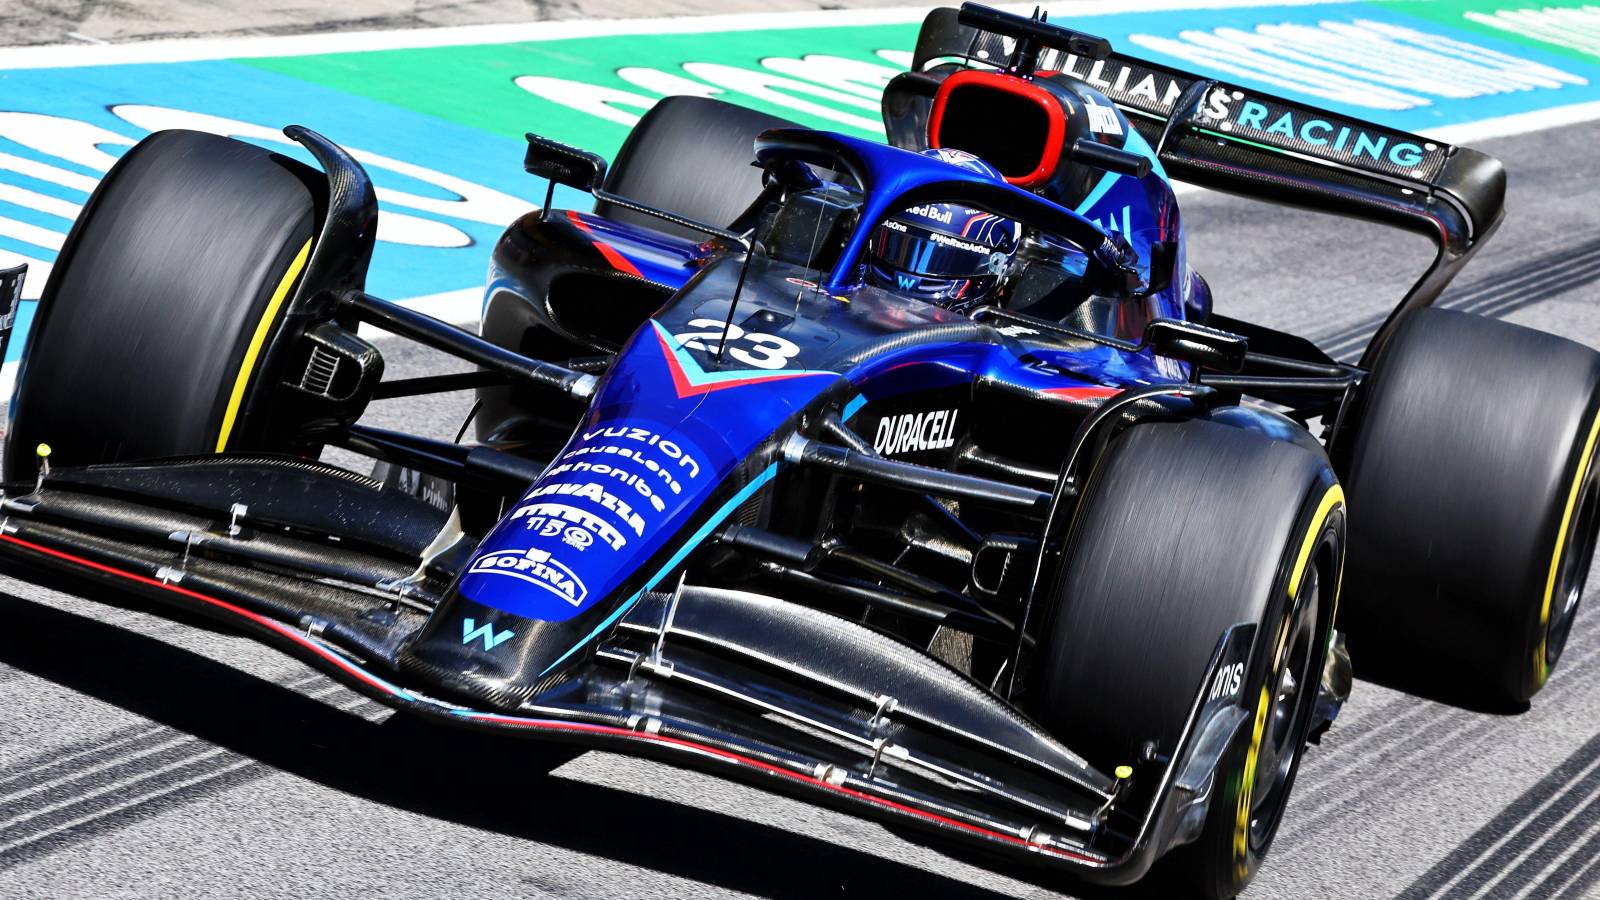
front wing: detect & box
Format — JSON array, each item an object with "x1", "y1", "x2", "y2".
[{"x1": 0, "y1": 456, "x2": 1256, "y2": 885}]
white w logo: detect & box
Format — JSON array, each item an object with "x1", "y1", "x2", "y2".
[{"x1": 461, "y1": 617, "x2": 516, "y2": 651}]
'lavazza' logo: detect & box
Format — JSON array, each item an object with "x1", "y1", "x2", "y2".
[{"x1": 470, "y1": 547, "x2": 588, "y2": 606}]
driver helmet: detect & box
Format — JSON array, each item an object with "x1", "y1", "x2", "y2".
[{"x1": 866, "y1": 148, "x2": 1021, "y2": 313}]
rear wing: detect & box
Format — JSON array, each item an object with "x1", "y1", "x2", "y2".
[{"x1": 899, "y1": 5, "x2": 1508, "y2": 364}]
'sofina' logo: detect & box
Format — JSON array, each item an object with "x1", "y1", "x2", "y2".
[{"x1": 469, "y1": 546, "x2": 588, "y2": 606}]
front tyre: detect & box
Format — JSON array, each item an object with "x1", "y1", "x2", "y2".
[
  {"x1": 1340, "y1": 308, "x2": 1600, "y2": 706},
  {"x1": 1032, "y1": 419, "x2": 1344, "y2": 899},
  {"x1": 4, "y1": 130, "x2": 322, "y2": 480}
]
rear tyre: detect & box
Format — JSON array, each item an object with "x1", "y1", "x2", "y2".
[
  {"x1": 1340, "y1": 308, "x2": 1600, "y2": 706},
  {"x1": 598, "y1": 96, "x2": 798, "y2": 238},
  {"x1": 1032, "y1": 418, "x2": 1344, "y2": 899},
  {"x1": 4, "y1": 130, "x2": 321, "y2": 480}
]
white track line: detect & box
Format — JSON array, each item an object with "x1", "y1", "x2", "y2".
[
  {"x1": 1427, "y1": 99, "x2": 1600, "y2": 143},
  {"x1": 356, "y1": 287, "x2": 482, "y2": 337},
  {"x1": 0, "y1": 5, "x2": 1594, "y2": 392}
]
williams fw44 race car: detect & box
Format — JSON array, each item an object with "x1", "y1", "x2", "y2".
[{"x1": 1, "y1": 5, "x2": 1596, "y2": 897}]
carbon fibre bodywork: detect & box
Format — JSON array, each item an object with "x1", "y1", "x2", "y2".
[{"x1": 0, "y1": 3, "x2": 1527, "y2": 893}]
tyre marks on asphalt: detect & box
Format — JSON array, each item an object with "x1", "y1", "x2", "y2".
[
  {"x1": 1277, "y1": 596, "x2": 1600, "y2": 862},
  {"x1": 0, "y1": 670, "x2": 382, "y2": 870},
  {"x1": 0, "y1": 722, "x2": 174, "y2": 797},
  {"x1": 1396, "y1": 724, "x2": 1600, "y2": 899},
  {"x1": 1284, "y1": 710, "x2": 1504, "y2": 848},
  {"x1": 1313, "y1": 234, "x2": 1600, "y2": 361},
  {"x1": 1460, "y1": 759, "x2": 1600, "y2": 899}
]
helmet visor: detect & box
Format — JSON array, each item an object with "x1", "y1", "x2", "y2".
[{"x1": 869, "y1": 219, "x2": 999, "y2": 280}]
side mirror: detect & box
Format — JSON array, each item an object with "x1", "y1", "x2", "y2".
[
  {"x1": 1144, "y1": 240, "x2": 1176, "y2": 295},
  {"x1": 524, "y1": 133, "x2": 608, "y2": 192},
  {"x1": 1068, "y1": 138, "x2": 1151, "y2": 179},
  {"x1": 1142, "y1": 318, "x2": 1247, "y2": 373}
]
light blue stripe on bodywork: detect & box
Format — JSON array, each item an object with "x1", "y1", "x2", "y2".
[
  {"x1": 1074, "y1": 171, "x2": 1121, "y2": 215},
  {"x1": 1121, "y1": 125, "x2": 1168, "y2": 181},
  {"x1": 537, "y1": 462, "x2": 781, "y2": 676}
]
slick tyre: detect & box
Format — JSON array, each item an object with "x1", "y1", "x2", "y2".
[
  {"x1": 1033, "y1": 419, "x2": 1345, "y2": 899},
  {"x1": 597, "y1": 96, "x2": 797, "y2": 239},
  {"x1": 1340, "y1": 307, "x2": 1600, "y2": 706},
  {"x1": 4, "y1": 130, "x2": 321, "y2": 480}
]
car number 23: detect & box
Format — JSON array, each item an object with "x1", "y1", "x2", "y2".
[{"x1": 672, "y1": 318, "x2": 801, "y2": 370}]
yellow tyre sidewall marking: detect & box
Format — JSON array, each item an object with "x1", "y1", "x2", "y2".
[
  {"x1": 1234, "y1": 484, "x2": 1344, "y2": 878},
  {"x1": 1289, "y1": 485, "x2": 1344, "y2": 604},
  {"x1": 1234, "y1": 683, "x2": 1272, "y2": 880},
  {"x1": 214, "y1": 238, "x2": 313, "y2": 452},
  {"x1": 1534, "y1": 410, "x2": 1600, "y2": 686}
]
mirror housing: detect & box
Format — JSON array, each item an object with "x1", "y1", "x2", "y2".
[
  {"x1": 1144, "y1": 240, "x2": 1176, "y2": 295},
  {"x1": 524, "y1": 133, "x2": 608, "y2": 192},
  {"x1": 1068, "y1": 138, "x2": 1151, "y2": 178},
  {"x1": 1143, "y1": 318, "x2": 1248, "y2": 373}
]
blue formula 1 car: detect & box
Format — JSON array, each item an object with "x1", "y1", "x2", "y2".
[{"x1": 2, "y1": 5, "x2": 1598, "y2": 896}]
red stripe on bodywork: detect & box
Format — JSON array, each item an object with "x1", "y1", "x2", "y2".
[
  {"x1": 0, "y1": 533, "x2": 399, "y2": 696},
  {"x1": 651, "y1": 325, "x2": 817, "y2": 398},
  {"x1": 462, "y1": 710, "x2": 1101, "y2": 862},
  {"x1": 566, "y1": 210, "x2": 644, "y2": 278},
  {"x1": 1044, "y1": 385, "x2": 1120, "y2": 401}
]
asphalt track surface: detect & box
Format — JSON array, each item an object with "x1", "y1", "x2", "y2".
[{"x1": 0, "y1": 57, "x2": 1599, "y2": 900}]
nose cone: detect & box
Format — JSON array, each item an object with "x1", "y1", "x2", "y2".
[
  {"x1": 460, "y1": 422, "x2": 709, "y2": 624},
  {"x1": 399, "y1": 596, "x2": 577, "y2": 709},
  {"x1": 400, "y1": 455, "x2": 787, "y2": 709},
  {"x1": 402, "y1": 419, "x2": 717, "y2": 708},
  {"x1": 400, "y1": 319, "x2": 840, "y2": 708}
]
